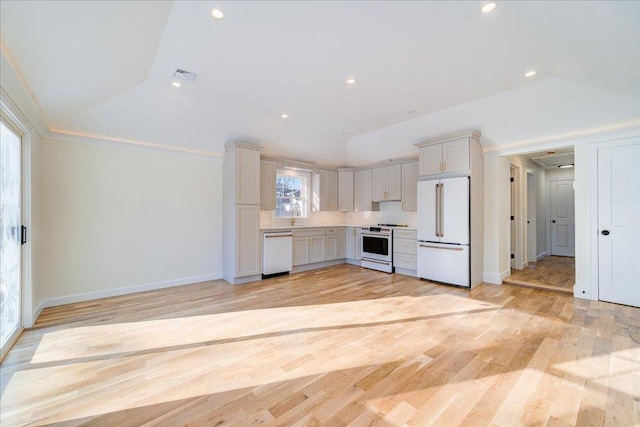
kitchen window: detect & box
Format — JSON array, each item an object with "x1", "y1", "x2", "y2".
[{"x1": 274, "y1": 170, "x2": 310, "y2": 219}]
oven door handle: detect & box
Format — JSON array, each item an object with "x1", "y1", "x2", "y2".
[
  {"x1": 361, "y1": 233, "x2": 391, "y2": 238},
  {"x1": 361, "y1": 258, "x2": 391, "y2": 265}
]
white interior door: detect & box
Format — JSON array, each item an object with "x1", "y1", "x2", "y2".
[
  {"x1": 598, "y1": 143, "x2": 640, "y2": 307},
  {"x1": 550, "y1": 179, "x2": 575, "y2": 256},
  {"x1": 1, "y1": 120, "x2": 22, "y2": 356}
]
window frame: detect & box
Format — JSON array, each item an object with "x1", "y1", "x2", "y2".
[{"x1": 271, "y1": 169, "x2": 311, "y2": 221}]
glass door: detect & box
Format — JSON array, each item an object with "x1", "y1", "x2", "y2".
[{"x1": 1, "y1": 119, "x2": 22, "y2": 357}]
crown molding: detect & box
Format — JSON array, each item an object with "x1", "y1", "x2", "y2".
[{"x1": 46, "y1": 128, "x2": 224, "y2": 160}]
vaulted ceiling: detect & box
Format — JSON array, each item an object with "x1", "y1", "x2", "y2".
[{"x1": 1, "y1": 1, "x2": 638, "y2": 166}]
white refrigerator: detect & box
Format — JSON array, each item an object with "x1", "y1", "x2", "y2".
[{"x1": 417, "y1": 176, "x2": 470, "y2": 287}]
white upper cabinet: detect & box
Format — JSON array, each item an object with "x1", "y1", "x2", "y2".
[
  {"x1": 260, "y1": 160, "x2": 276, "y2": 210},
  {"x1": 338, "y1": 171, "x2": 354, "y2": 211},
  {"x1": 418, "y1": 137, "x2": 470, "y2": 177},
  {"x1": 372, "y1": 164, "x2": 402, "y2": 202},
  {"x1": 317, "y1": 169, "x2": 338, "y2": 211},
  {"x1": 387, "y1": 164, "x2": 402, "y2": 200},
  {"x1": 402, "y1": 162, "x2": 419, "y2": 211},
  {"x1": 443, "y1": 138, "x2": 470, "y2": 173},
  {"x1": 419, "y1": 143, "x2": 443, "y2": 176},
  {"x1": 236, "y1": 147, "x2": 260, "y2": 204},
  {"x1": 354, "y1": 169, "x2": 374, "y2": 211}
]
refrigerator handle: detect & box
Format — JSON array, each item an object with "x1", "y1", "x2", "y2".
[
  {"x1": 440, "y1": 182, "x2": 444, "y2": 238},
  {"x1": 435, "y1": 183, "x2": 440, "y2": 237}
]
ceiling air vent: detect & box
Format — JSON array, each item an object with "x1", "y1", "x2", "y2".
[{"x1": 172, "y1": 68, "x2": 200, "y2": 84}]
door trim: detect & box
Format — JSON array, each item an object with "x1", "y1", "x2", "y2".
[
  {"x1": 1, "y1": 97, "x2": 34, "y2": 329},
  {"x1": 589, "y1": 137, "x2": 640, "y2": 302},
  {"x1": 509, "y1": 163, "x2": 524, "y2": 270}
]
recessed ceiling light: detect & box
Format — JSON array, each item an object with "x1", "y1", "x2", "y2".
[
  {"x1": 525, "y1": 70, "x2": 537, "y2": 78},
  {"x1": 281, "y1": 114, "x2": 288, "y2": 119},
  {"x1": 481, "y1": 1, "x2": 498, "y2": 13},
  {"x1": 559, "y1": 164, "x2": 574, "y2": 169},
  {"x1": 211, "y1": 8, "x2": 224, "y2": 19},
  {"x1": 171, "y1": 81, "x2": 181, "y2": 88},
  {"x1": 346, "y1": 78, "x2": 356, "y2": 85}
]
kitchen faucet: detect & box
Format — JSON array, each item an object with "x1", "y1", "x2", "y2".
[{"x1": 290, "y1": 203, "x2": 301, "y2": 226}]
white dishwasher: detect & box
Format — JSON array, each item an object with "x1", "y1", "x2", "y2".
[{"x1": 262, "y1": 231, "x2": 293, "y2": 277}]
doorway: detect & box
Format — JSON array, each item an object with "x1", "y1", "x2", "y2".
[
  {"x1": 1, "y1": 118, "x2": 23, "y2": 359},
  {"x1": 505, "y1": 149, "x2": 576, "y2": 294}
]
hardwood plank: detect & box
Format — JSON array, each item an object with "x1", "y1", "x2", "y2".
[{"x1": 1, "y1": 264, "x2": 638, "y2": 426}]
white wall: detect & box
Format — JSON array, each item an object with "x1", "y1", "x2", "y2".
[
  {"x1": 36, "y1": 138, "x2": 223, "y2": 308},
  {"x1": 483, "y1": 156, "x2": 510, "y2": 283}
]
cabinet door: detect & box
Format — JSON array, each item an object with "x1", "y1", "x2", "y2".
[
  {"x1": 328, "y1": 170, "x2": 338, "y2": 210},
  {"x1": 337, "y1": 228, "x2": 346, "y2": 259},
  {"x1": 293, "y1": 237, "x2": 310, "y2": 266},
  {"x1": 338, "y1": 171, "x2": 354, "y2": 211},
  {"x1": 318, "y1": 170, "x2": 338, "y2": 211},
  {"x1": 236, "y1": 205, "x2": 260, "y2": 276},
  {"x1": 325, "y1": 235, "x2": 338, "y2": 260},
  {"x1": 354, "y1": 169, "x2": 373, "y2": 211},
  {"x1": 309, "y1": 236, "x2": 326, "y2": 263},
  {"x1": 355, "y1": 228, "x2": 362, "y2": 260},
  {"x1": 345, "y1": 227, "x2": 356, "y2": 259},
  {"x1": 236, "y1": 148, "x2": 260, "y2": 205},
  {"x1": 260, "y1": 160, "x2": 276, "y2": 210},
  {"x1": 443, "y1": 138, "x2": 470, "y2": 173},
  {"x1": 402, "y1": 162, "x2": 419, "y2": 211},
  {"x1": 419, "y1": 144, "x2": 443, "y2": 176},
  {"x1": 371, "y1": 167, "x2": 386, "y2": 202},
  {"x1": 386, "y1": 164, "x2": 402, "y2": 200}
]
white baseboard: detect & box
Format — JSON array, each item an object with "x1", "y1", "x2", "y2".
[
  {"x1": 537, "y1": 251, "x2": 548, "y2": 261},
  {"x1": 394, "y1": 267, "x2": 417, "y2": 277},
  {"x1": 37, "y1": 273, "x2": 223, "y2": 311},
  {"x1": 224, "y1": 274, "x2": 262, "y2": 285},
  {"x1": 483, "y1": 270, "x2": 511, "y2": 285},
  {"x1": 292, "y1": 259, "x2": 345, "y2": 273}
]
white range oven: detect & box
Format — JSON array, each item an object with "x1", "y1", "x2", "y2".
[{"x1": 360, "y1": 226, "x2": 393, "y2": 273}]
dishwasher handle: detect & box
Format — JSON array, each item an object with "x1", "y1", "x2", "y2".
[{"x1": 265, "y1": 234, "x2": 293, "y2": 238}]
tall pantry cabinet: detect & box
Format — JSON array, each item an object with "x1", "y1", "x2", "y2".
[{"x1": 223, "y1": 142, "x2": 262, "y2": 284}]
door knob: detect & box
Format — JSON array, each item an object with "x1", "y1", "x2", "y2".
[
  {"x1": 601, "y1": 230, "x2": 610, "y2": 236},
  {"x1": 551, "y1": 220, "x2": 556, "y2": 223}
]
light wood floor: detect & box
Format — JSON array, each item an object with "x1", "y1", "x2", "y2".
[
  {"x1": 1, "y1": 264, "x2": 639, "y2": 426},
  {"x1": 505, "y1": 256, "x2": 575, "y2": 294}
]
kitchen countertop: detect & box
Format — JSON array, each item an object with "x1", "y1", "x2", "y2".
[{"x1": 261, "y1": 225, "x2": 416, "y2": 231}]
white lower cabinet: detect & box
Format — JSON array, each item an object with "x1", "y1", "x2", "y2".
[
  {"x1": 345, "y1": 226, "x2": 361, "y2": 260},
  {"x1": 337, "y1": 227, "x2": 346, "y2": 259},
  {"x1": 235, "y1": 205, "x2": 261, "y2": 277},
  {"x1": 310, "y1": 236, "x2": 326, "y2": 263},
  {"x1": 293, "y1": 228, "x2": 326, "y2": 266},
  {"x1": 393, "y1": 228, "x2": 417, "y2": 275},
  {"x1": 293, "y1": 237, "x2": 311, "y2": 266},
  {"x1": 325, "y1": 228, "x2": 338, "y2": 261}
]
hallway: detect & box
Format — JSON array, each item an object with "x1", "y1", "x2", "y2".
[{"x1": 504, "y1": 256, "x2": 575, "y2": 294}]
